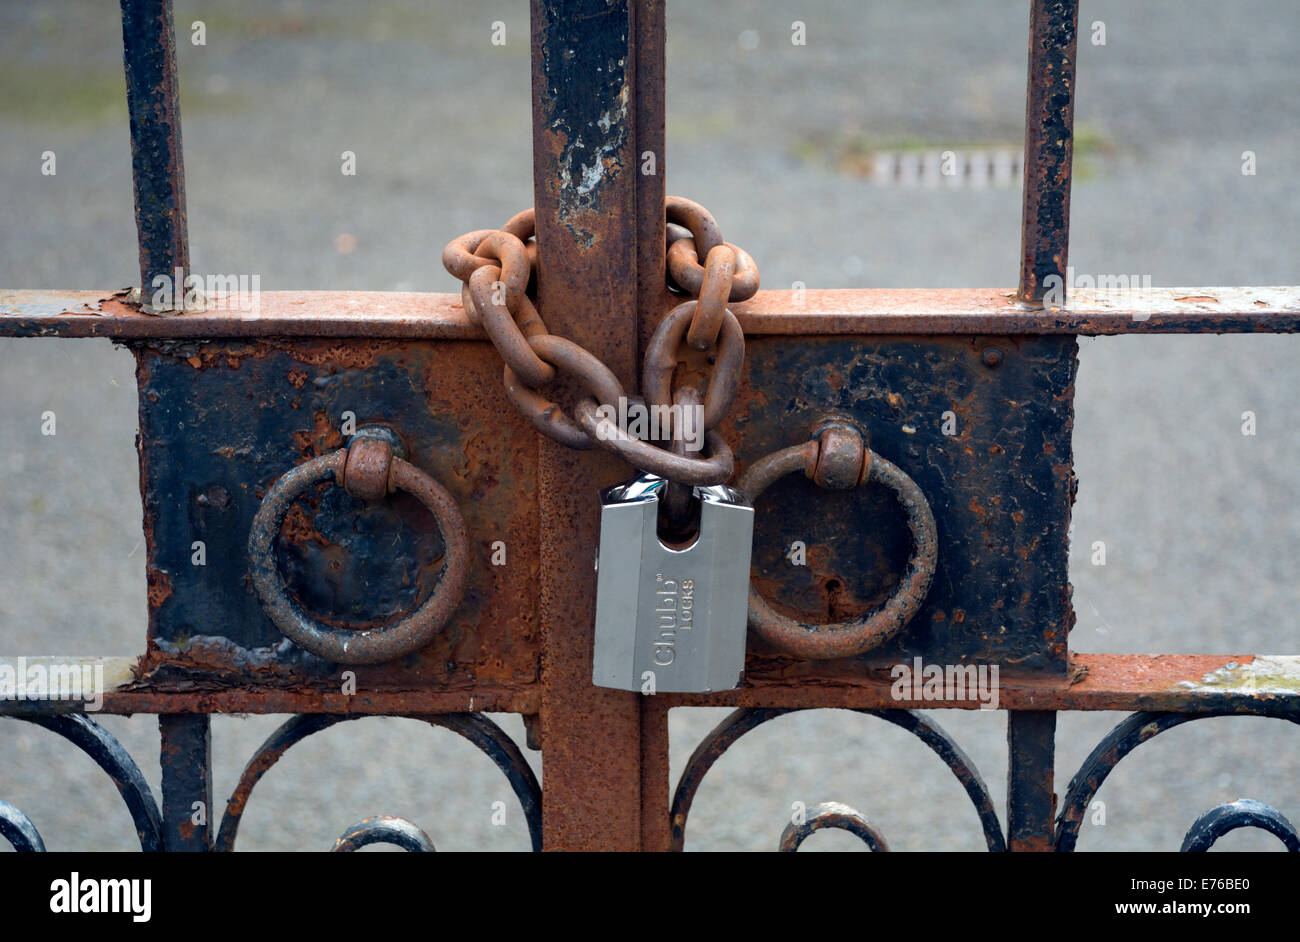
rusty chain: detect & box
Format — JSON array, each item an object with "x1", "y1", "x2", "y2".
[{"x1": 443, "y1": 196, "x2": 758, "y2": 487}]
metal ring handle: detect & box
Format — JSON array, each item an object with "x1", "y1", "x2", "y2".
[
  {"x1": 248, "y1": 448, "x2": 469, "y2": 665},
  {"x1": 738, "y1": 439, "x2": 938, "y2": 660}
]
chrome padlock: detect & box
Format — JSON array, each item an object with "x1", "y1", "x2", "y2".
[{"x1": 592, "y1": 473, "x2": 754, "y2": 693}]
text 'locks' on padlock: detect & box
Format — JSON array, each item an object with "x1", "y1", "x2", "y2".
[{"x1": 592, "y1": 474, "x2": 754, "y2": 693}]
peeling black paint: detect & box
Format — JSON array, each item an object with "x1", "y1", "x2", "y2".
[{"x1": 536, "y1": 0, "x2": 630, "y2": 242}]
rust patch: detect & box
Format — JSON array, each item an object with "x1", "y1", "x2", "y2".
[
  {"x1": 147, "y1": 568, "x2": 173, "y2": 608},
  {"x1": 292, "y1": 410, "x2": 345, "y2": 458}
]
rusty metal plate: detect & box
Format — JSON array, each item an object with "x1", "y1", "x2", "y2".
[
  {"x1": 128, "y1": 330, "x2": 1074, "y2": 694},
  {"x1": 131, "y1": 338, "x2": 539, "y2": 691},
  {"x1": 726, "y1": 334, "x2": 1078, "y2": 677}
]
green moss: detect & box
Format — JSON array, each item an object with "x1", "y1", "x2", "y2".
[
  {"x1": 666, "y1": 111, "x2": 738, "y2": 143},
  {"x1": 181, "y1": 2, "x2": 523, "y2": 52},
  {"x1": 0, "y1": 69, "x2": 128, "y2": 126},
  {"x1": 0, "y1": 67, "x2": 254, "y2": 128}
]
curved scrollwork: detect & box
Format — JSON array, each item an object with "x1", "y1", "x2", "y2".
[
  {"x1": 1180, "y1": 799, "x2": 1299, "y2": 852},
  {"x1": 671, "y1": 708, "x2": 1005, "y2": 851},
  {"x1": 216, "y1": 713, "x2": 541, "y2": 851},
  {"x1": 778, "y1": 801, "x2": 888, "y2": 852},
  {"x1": 3, "y1": 715, "x2": 162, "y2": 851},
  {"x1": 1057, "y1": 709, "x2": 1300, "y2": 852},
  {"x1": 331, "y1": 815, "x2": 437, "y2": 852},
  {"x1": 0, "y1": 798, "x2": 46, "y2": 852}
]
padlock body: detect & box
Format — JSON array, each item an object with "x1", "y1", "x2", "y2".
[{"x1": 593, "y1": 474, "x2": 754, "y2": 693}]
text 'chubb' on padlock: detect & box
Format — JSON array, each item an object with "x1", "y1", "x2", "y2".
[{"x1": 592, "y1": 473, "x2": 754, "y2": 694}]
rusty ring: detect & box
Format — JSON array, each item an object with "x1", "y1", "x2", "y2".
[
  {"x1": 667, "y1": 237, "x2": 759, "y2": 302},
  {"x1": 468, "y1": 265, "x2": 555, "y2": 388},
  {"x1": 643, "y1": 301, "x2": 745, "y2": 431},
  {"x1": 575, "y1": 399, "x2": 735, "y2": 485},
  {"x1": 737, "y1": 439, "x2": 938, "y2": 660},
  {"x1": 687, "y1": 244, "x2": 738, "y2": 350},
  {"x1": 666, "y1": 195, "x2": 725, "y2": 261},
  {"x1": 248, "y1": 448, "x2": 470, "y2": 665}
]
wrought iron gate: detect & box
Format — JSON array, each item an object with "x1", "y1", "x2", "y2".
[{"x1": 2, "y1": 0, "x2": 1299, "y2": 854}]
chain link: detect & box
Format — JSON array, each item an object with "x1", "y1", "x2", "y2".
[{"x1": 443, "y1": 197, "x2": 758, "y2": 486}]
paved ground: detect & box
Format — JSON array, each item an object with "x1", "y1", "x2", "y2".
[{"x1": 1, "y1": 0, "x2": 1298, "y2": 851}]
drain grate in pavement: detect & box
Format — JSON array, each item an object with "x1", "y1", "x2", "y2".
[{"x1": 867, "y1": 148, "x2": 1023, "y2": 188}]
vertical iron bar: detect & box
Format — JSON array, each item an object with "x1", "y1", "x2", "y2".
[
  {"x1": 640, "y1": 698, "x2": 672, "y2": 852},
  {"x1": 159, "y1": 714, "x2": 212, "y2": 851},
  {"x1": 635, "y1": 0, "x2": 671, "y2": 355},
  {"x1": 119, "y1": 0, "x2": 191, "y2": 310},
  {"x1": 1006, "y1": 710, "x2": 1057, "y2": 851},
  {"x1": 1017, "y1": 0, "x2": 1079, "y2": 306},
  {"x1": 633, "y1": 0, "x2": 673, "y2": 855},
  {"x1": 532, "y1": 0, "x2": 645, "y2": 850}
]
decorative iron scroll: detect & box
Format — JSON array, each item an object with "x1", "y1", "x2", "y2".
[
  {"x1": 671, "y1": 708, "x2": 1005, "y2": 852},
  {"x1": 778, "y1": 801, "x2": 889, "y2": 852},
  {"x1": 1180, "y1": 799, "x2": 1299, "y2": 852},
  {"x1": 216, "y1": 713, "x2": 541, "y2": 852},
  {"x1": 1057, "y1": 709, "x2": 1300, "y2": 852},
  {"x1": 0, "y1": 715, "x2": 162, "y2": 852},
  {"x1": 331, "y1": 815, "x2": 438, "y2": 852},
  {"x1": 0, "y1": 799, "x2": 46, "y2": 852}
]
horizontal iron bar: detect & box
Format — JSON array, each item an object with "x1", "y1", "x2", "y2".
[
  {"x1": 672, "y1": 654, "x2": 1300, "y2": 713},
  {"x1": 0, "y1": 656, "x2": 537, "y2": 716},
  {"x1": 2, "y1": 288, "x2": 1299, "y2": 339},
  {"x1": 0, "y1": 654, "x2": 1294, "y2": 715}
]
